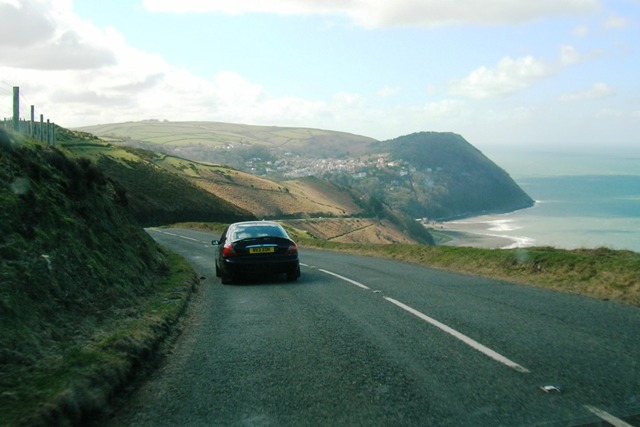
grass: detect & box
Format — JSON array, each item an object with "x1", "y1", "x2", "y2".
[
  {"x1": 76, "y1": 120, "x2": 375, "y2": 151},
  {"x1": 0, "y1": 130, "x2": 200, "y2": 426},
  {"x1": 173, "y1": 221, "x2": 640, "y2": 307},
  {"x1": 60, "y1": 141, "x2": 362, "y2": 223},
  {"x1": 1, "y1": 249, "x2": 198, "y2": 427},
  {"x1": 60, "y1": 143, "x2": 255, "y2": 226},
  {"x1": 295, "y1": 237, "x2": 640, "y2": 307}
]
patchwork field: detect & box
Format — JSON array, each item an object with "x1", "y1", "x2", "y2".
[
  {"x1": 76, "y1": 120, "x2": 375, "y2": 154},
  {"x1": 283, "y1": 218, "x2": 420, "y2": 244},
  {"x1": 61, "y1": 141, "x2": 364, "y2": 220}
]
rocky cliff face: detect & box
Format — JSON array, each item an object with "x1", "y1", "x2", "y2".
[{"x1": 328, "y1": 132, "x2": 534, "y2": 220}]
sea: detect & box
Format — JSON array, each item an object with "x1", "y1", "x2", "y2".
[{"x1": 446, "y1": 150, "x2": 640, "y2": 253}]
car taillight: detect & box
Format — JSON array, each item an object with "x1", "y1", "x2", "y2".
[
  {"x1": 285, "y1": 242, "x2": 298, "y2": 255},
  {"x1": 222, "y1": 242, "x2": 238, "y2": 258}
]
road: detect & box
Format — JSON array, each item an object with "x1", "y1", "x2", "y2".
[{"x1": 104, "y1": 228, "x2": 640, "y2": 426}]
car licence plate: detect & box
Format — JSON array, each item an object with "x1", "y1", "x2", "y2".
[{"x1": 249, "y1": 246, "x2": 275, "y2": 254}]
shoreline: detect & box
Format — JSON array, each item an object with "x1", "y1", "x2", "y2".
[
  {"x1": 428, "y1": 222, "x2": 525, "y2": 250},
  {"x1": 426, "y1": 203, "x2": 541, "y2": 250}
]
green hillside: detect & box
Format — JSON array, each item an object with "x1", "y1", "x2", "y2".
[
  {"x1": 76, "y1": 120, "x2": 376, "y2": 163},
  {"x1": 0, "y1": 129, "x2": 197, "y2": 426},
  {"x1": 59, "y1": 142, "x2": 363, "y2": 222},
  {"x1": 58, "y1": 138, "x2": 255, "y2": 226}
]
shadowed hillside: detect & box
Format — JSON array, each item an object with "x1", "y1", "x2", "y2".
[
  {"x1": 59, "y1": 141, "x2": 255, "y2": 226},
  {"x1": 0, "y1": 129, "x2": 196, "y2": 426}
]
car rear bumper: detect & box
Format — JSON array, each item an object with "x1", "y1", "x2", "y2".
[{"x1": 220, "y1": 255, "x2": 299, "y2": 277}]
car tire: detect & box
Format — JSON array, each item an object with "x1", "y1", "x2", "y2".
[
  {"x1": 215, "y1": 263, "x2": 221, "y2": 277},
  {"x1": 221, "y1": 274, "x2": 233, "y2": 285},
  {"x1": 286, "y1": 267, "x2": 300, "y2": 282}
]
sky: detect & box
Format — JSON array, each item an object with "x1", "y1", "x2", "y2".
[{"x1": 1, "y1": 0, "x2": 639, "y2": 154}]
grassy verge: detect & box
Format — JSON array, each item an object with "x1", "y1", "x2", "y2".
[
  {"x1": 169, "y1": 221, "x2": 639, "y2": 307},
  {"x1": 170, "y1": 221, "x2": 639, "y2": 307},
  {"x1": 297, "y1": 238, "x2": 640, "y2": 307},
  {"x1": 1, "y1": 249, "x2": 198, "y2": 427}
]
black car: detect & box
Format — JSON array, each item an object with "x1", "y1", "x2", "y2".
[{"x1": 212, "y1": 221, "x2": 301, "y2": 284}]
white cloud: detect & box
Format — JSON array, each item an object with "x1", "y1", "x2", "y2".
[
  {"x1": 449, "y1": 45, "x2": 605, "y2": 99},
  {"x1": 449, "y1": 56, "x2": 552, "y2": 99},
  {"x1": 0, "y1": 0, "x2": 292, "y2": 126},
  {"x1": 559, "y1": 82, "x2": 614, "y2": 102},
  {"x1": 377, "y1": 86, "x2": 401, "y2": 97},
  {"x1": 142, "y1": 0, "x2": 599, "y2": 28},
  {"x1": 423, "y1": 99, "x2": 467, "y2": 119},
  {"x1": 0, "y1": 0, "x2": 116, "y2": 70},
  {"x1": 559, "y1": 44, "x2": 605, "y2": 66},
  {"x1": 210, "y1": 71, "x2": 264, "y2": 106},
  {"x1": 1, "y1": 0, "x2": 633, "y2": 147},
  {"x1": 0, "y1": 0, "x2": 381, "y2": 131},
  {"x1": 602, "y1": 13, "x2": 631, "y2": 30},
  {"x1": 142, "y1": 0, "x2": 348, "y2": 17},
  {"x1": 559, "y1": 45, "x2": 583, "y2": 66},
  {"x1": 571, "y1": 24, "x2": 589, "y2": 37},
  {"x1": 596, "y1": 108, "x2": 626, "y2": 118},
  {"x1": 0, "y1": 0, "x2": 55, "y2": 48}
]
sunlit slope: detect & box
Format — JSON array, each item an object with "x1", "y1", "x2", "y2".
[
  {"x1": 61, "y1": 141, "x2": 255, "y2": 225},
  {"x1": 283, "y1": 218, "x2": 419, "y2": 244},
  {"x1": 76, "y1": 120, "x2": 376, "y2": 156},
  {"x1": 158, "y1": 158, "x2": 364, "y2": 218},
  {"x1": 62, "y1": 140, "x2": 363, "y2": 219}
]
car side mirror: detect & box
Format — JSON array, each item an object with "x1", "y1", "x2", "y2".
[{"x1": 212, "y1": 240, "x2": 220, "y2": 246}]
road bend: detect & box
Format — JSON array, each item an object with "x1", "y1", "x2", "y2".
[{"x1": 101, "y1": 228, "x2": 640, "y2": 426}]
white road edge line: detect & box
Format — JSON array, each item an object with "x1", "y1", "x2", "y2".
[
  {"x1": 584, "y1": 405, "x2": 634, "y2": 427},
  {"x1": 179, "y1": 235, "x2": 199, "y2": 242},
  {"x1": 384, "y1": 296, "x2": 530, "y2": 374},
  {"x1": 318, "y1": 269, "x2": 370, "y2": 290}
]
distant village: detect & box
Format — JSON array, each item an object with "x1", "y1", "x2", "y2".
[{"x1": 243, "y1": 152, "x2": 433, "y2": 181}]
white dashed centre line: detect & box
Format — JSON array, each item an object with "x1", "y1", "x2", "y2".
[
  {"x1": 317, "y1": 267, "x2": 529, "y2": 373},
  {"x1": 584, "y1": 405, "x2": 635, "y2": 427},
  {"x1": 384, "y1": 297, "x2": 530, "y2": 373},
  {"x1": 319, "y1": 268, "x2": 370, "y2": 290}
]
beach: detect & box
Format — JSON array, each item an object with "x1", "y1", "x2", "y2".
[{"x1": 429, "y1": 221, "x2": 520, "y2": 249}]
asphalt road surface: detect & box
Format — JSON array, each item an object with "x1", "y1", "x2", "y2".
[{"x1": 103, "y1": 228, "x2": 640, "y2": 426}]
